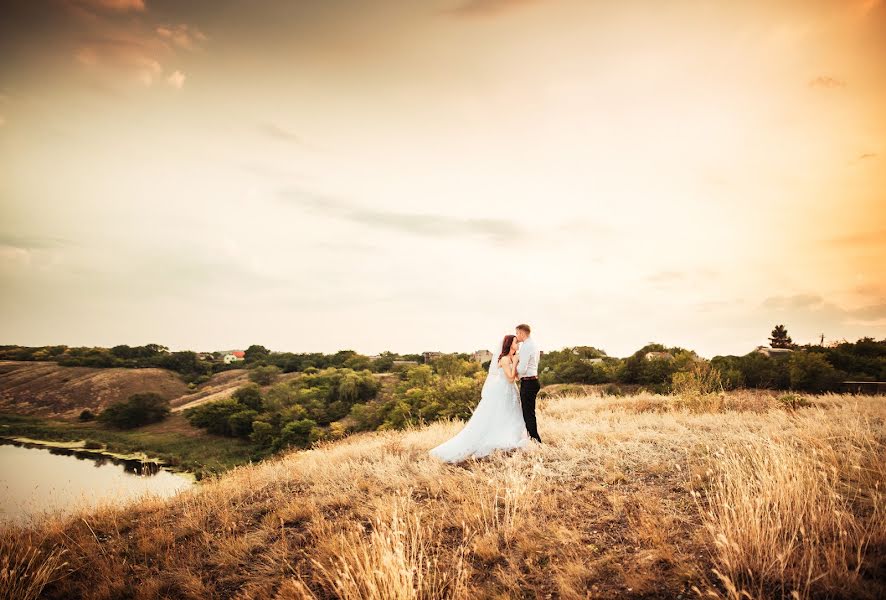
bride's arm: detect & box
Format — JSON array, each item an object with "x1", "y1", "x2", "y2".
[{"x1": 500, "y1": 357, "x2": 517, "y2": 381}]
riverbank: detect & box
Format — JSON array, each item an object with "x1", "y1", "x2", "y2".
[{"x1": 0, "y1": 411, "x2": 267, "y2": 480}]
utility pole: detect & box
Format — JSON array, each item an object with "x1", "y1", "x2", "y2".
[{"x1": 819, "y1": 333, "x2": 825, "y2": 346}]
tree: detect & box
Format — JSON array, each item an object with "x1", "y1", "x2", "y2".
[
  {"x1": 232, "y1": 384, "x2": 264, "y2": 411},
  {"x1": 275, "y1": 418, "x2": 317, "y2": 449},
  {"x1": 98, "y1": 392, "x2": 170, "y2": 429},
  {"x1": 789, "y1": 352, "x2": 843, "y2": 392},
  {"x1": 228, "y1": 409, "x2": 259, "y2": 438},
  {"x1": 769, "y1": 324, "x2": 794, "y2": 349},
  {"x1": 249, "y1": 365, "x2": 281, "y2": 386},
  {"x1": 244, "y1": 345, "x2": 271, "y2": 363}
]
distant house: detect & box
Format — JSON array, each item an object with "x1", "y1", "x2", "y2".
[
  {"x1": 196, "y1": 352, "x2": 213, "y2": 361},
  {"x1": 422, "y1": 351, "x2": 444, "y2": 364},
  {"x1": 223, "y1": 350, "x2": 246, "y2": 364},
  {"x1": 471, "y1": 350, "x2": 493, "y2": 363},
  {"x1": 644, "y1": 351, "x2": 673, "y2": 361},
  {"x1": 755, "y1": 346, "x2": 794, "y2": 358}
]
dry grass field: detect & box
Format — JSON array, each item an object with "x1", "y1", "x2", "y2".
[{"x1": 2, "y1": 389, "x2": 884, "y2": 600}]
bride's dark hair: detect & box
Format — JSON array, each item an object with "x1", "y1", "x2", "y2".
[{"x1": 499, "y1": 334, "x2": 517, "y2": 361}]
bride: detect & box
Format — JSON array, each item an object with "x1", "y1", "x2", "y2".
[{"x1": 428, "y1": 334, "x2": 531, "y2": 463}]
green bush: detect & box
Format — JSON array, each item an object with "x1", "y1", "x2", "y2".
[
  {"x1": 275, "y1": 418, "x2": 317, "y2": 450},
  {"x1": 232, "y1": 384, "x2": 264, "y2": 411},
  {"x1": 778, "y1": 393, "x2": 812, "y2": 410},
  {"x1": 228, "y1": 409, "x2": 259, "y2": 438},
  {"x1": 78, "y1": 409, "x2": 95, "y2": 421},
  {"x1": 249, "y1": 365, "x2": 281, "y2": 386},
  {"x1": 183, "y1": 398, "x2": 244, "y2": 436},
  {"x1": 788, "y1": 352, "x2": 843, "y2": 393},
  {"x1": 97, "y1": 392, "x2": 170, "y2": 429},
  {"x1": 249, "y1": 420, "x2": 274, "y2": 447}
]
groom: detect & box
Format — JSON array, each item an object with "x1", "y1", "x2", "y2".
[{"x1": 515, "y1": 323, "x2": 542, "y2": 443}]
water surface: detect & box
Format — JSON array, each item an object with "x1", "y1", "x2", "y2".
[{"x1": 0, "y1": 439, "x2": 195, "y2": 527}]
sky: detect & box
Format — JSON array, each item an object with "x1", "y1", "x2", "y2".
[{"x1": 1, "y1": 0, "x2": 884, "y2": 359}]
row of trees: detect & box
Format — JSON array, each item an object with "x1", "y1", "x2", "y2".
[
  {"x1": 538, "y1": 336, "x2": 885, "y2": 393},
  {"x1": 0, "y1": 344, "x2": 429, "y2": 384}
]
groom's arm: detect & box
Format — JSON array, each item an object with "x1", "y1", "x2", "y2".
[{"x1": 516, "y1": 343, "x2": 529, "y2": 377}]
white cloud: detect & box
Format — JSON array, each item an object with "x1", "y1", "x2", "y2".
[
  {"x1": 156, "y1": 24, "x2": 209, "y2": 51},
  {"x1": 166, "y1": 70, "x2": 186, "y2": 89}
]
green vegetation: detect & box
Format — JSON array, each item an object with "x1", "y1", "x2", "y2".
[
  {"x1": 540, "y1": 335, "x2": 885, "y2": 394},
  {"x1": 97, "y1": 392, "x2": 171, "y2": 429},
  {"x1": 184, "y1": 367, "x2": 380, "y2": 451}
]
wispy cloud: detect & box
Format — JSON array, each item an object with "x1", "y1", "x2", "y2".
[
  {"x1": 826, "y1": 230, "x2": 886, "y2": 246},
  {"x1": 760, "y1": 294, "x2": 886, "y2": 325},
  {"x1": 75, "y1": 38, "x2": 163, "y2": 85},
  {"x1": 66, "y1": 0, "x2": 145, "y2": 13},
  {"x1": 808, "y1": 75, "x2": 846, "y2": 89},
  {"x1": 442, "y1": 0, "x2": 540, "y2": 18},
  {"x1": 0, "y1": 233, "x2": 79, "y2": 250},
  {"x1": 279, "y1": 187, "x2": 524, "y2": 244},
  {"x1": 259, "y1": 123, "x2": 306, "y2": 144},
  {"x1": 166, "y1": 69, "x2": 185, "y2": 89},
  {"x1": 156, "y1": 24, "x2": 208, "y2": 51}
]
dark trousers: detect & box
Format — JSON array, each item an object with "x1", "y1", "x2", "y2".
[{"x1": 519, "y1": 378, "x2": 542, "y2": 442}]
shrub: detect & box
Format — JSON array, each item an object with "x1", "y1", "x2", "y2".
[
  {"x1": 183, "y1": 399, "x2": 244, "y2": 436},
  {"x1": 78, "y1": 409, "x2": 95, "y2": 422},
  {"x1": 275, "y1": 418, "x2": 317, "y2": 450},
  {"x1": 777, "y1": 393, "x2": 812, "y2": 410},
  {"x1": 249, "y1": 420, "x2": 274, "y2": 447},
  {"x1": 671, "y1": 361, "x2": 724, "y2": 396},
  {"x1": 788, "y1": 352, "x2": 843, "y2": 393},
  {"x1": 249, "y1": 365, "x2": 281, "y2": 386},
  {"x1": 228, "y1": 409, "x2": 259, "y2": 438},
  {"x1": 232, "y1": 384, "x2": 264, "y2": 411},
  {"x1": 97, "y1": 393, "x2": 170, "y2": 429}
]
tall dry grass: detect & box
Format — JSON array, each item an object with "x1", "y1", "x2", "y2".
[{"x1": 0, "y1": 389, "x2": 883, "y2": 599}]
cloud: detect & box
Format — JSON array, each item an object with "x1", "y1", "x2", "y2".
[
  {"x1": 166, "y1": 69, "x2": 185, "y2": 89},
  {"x1": 442, "y1": 0, "x2": 539, "y2": 18},
  {"x1": 75, "y1": 37, "x2": 164, "y2": 85},
  {"x1": 826, "y1": 230, "x2": 886, "y2": 247},
  {"x1": 808, "y1": 76, "x2": 845, "y2": 89},
  {"x1": 857, "y1": 0, "x2": 882, "y2": 15},
  {"x1": 278, "y1": 187, "x2": 525, "y2": 244},
  {"x1": 0, "y1": 233, "x2": 79, "y2": 250},
  {"x1": 760, "y1": 294, "x2": 885, "y2": 325},
  {"x1": 155, "y1": 24, "x2": 208, "y2": 51},
  {"x1": 66, "y1": 0, "x2": 145, "y2": 13},
  {"x1": 644, "y1": 268, "x2": 719, "y2": 287},
  {"x1": 762, "y1": 294, "x2": 825, "y2": 310},
  {"x1": 259, "y1": 123, "x2": 305, "y2": 144}
]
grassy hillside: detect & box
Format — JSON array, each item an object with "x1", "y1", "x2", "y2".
[
  {"x1": 2, "y1": 390, "x2": 884, "y2": 600},
  {"x1": 0, "y1": 360, "x2": 192, "y2": 418}
]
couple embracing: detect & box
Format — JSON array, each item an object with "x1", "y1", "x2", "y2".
[{"x1": 429, "y1": 323, "x2": 542, "y2": 464}]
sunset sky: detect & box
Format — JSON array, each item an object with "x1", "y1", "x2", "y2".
[{"x1": 1, "y1": 0, "x2": 884, "y2": 358}]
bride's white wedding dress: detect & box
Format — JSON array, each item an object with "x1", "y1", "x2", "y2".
[{"x1": 429, "y1": 356, "x2": 531, "y2": 463}]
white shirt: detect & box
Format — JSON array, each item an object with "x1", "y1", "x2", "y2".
[{"x1": 516, "y1": 336, "x2": 540, "y2": 378}]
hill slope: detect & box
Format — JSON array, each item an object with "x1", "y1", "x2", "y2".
[
  {"x1": 0, "y1": 360, "x2": 191, "y2": 418},
  {"x1": 3, "y1": 391, "x2": 884, "y2": 600}
]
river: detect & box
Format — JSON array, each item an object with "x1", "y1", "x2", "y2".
[{"x1": 0, "y1": 438, "x2": 196, "y2": 527}]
